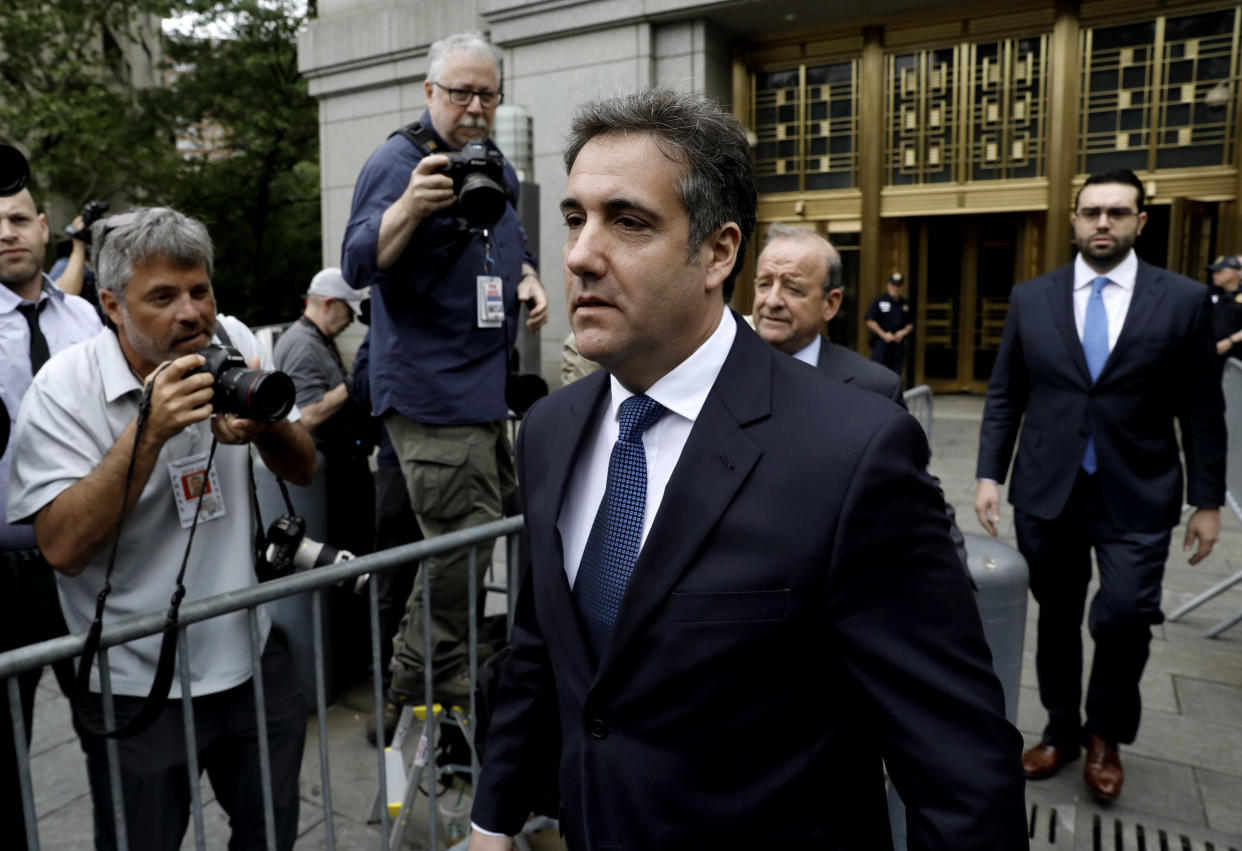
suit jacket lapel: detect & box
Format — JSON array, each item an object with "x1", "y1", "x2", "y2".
[
  {"x1": 1045, "y1": 265, "x2": 1091, "y2": 385},
  {"x1": 532, "y1": 372, "x2": 609, "y2": 687},
  {"x1": 595, "y1": 316, "x2": 768, "y2": 678},
  {"x1": 1097, "y1": 260, "x2": 1164, "y2": 383}
]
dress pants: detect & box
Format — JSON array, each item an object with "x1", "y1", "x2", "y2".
[
  {"x1": 0, "y1": 552, "x2": 73, "y2": 842},
  {"x1": 78, "y1": 627, "x2": 305, "y2": 851},
  {"x1": 1015, "y1": 471, "x2": 1170, "y2": 748},
  {"x1": 870, "y1": 339, "x2": 907, "y2": 377},
  {"x1": 383, "y1": 415, "x2": 516, "y2": 700}
]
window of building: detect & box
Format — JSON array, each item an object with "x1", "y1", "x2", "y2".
[{"x1": 753, "y1": 60, "x2": 859, "y2": 194}]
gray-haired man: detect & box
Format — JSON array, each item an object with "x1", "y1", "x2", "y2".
[{"x1": 8, "y1": 207, "x2": 316, "y2": 850}]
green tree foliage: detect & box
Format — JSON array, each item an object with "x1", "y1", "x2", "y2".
[
  {"x1": 0, "y1": 0, "x2": 179, "y2": 205},
  {"x1": 157, "y1": 0, "x2": 321, "y2": 325},
  {"x1": 0, "y1": 0, "x2": 321, "y2": 326}
]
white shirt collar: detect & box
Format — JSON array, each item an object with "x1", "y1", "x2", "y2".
[
  {"x1": 0, "y1": 274, "x2": 65, "y2": 313},
  {"x1": 98, "y1": 328, "x2": 144, "y2": 403},
  {"x1": 1074, "y1": 249, "x2": 1138, "y2": 292},
  {"x1": 605, "y1": 306, "x2": 735, "y2": 426},
  {"x1": 792, "y1": 335, "x2": 821, "y2": 367}
]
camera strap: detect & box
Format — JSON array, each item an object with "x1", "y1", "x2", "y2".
[{"x1": 75, "y1": 365, "x2": 221, "y2": 739}]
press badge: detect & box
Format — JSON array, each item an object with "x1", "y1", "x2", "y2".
[
  {"x1": 167, "y1": 453, "x2": 226, "y2": 529},
  {"x1": 477, "y1": 275, "x2": 505, "y2": 328}
]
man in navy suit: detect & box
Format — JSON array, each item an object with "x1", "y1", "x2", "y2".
[
  {"x1": 469, "y1": 89, "x2": 1026, "y2": 851},
  {"x1": 753, "y1": 223, "x2": 903, "y2": 404},
  {"x1": 975, "y1": 169, "x2": 1225, "y2": 802}
]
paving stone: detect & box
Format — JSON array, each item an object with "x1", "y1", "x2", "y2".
[
  {"x1": 1196, "y1": 766, "x2": 1242, "y2": 835},
  {"x1": 1175, "y1": 676, "x2": 1242, "y2": 728}
]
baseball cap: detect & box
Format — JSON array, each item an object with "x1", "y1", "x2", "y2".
[
  {"x1": 889, "y1": 272, "x2": 905, "y2": 285},
  {"x1": 1207, "y1": 255, "x2": 1241, "y2": 272},
  {"x1": 307, "y1": 267, "x2": 366, "y2": 311}
]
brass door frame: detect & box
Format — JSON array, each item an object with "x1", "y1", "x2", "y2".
[{"x1": 915, "y1": 215, "x2": 1025, "y2": 393}]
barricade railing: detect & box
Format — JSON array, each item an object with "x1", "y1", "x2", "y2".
[
  {"x1": 1166, "y1": 357, "x2": 1242, "y2": 636},
  {"x1": 902, "y1": 384, "x2": 933, "y2": 442},
  {"x1": 0, "y1": 514, "x2": 525, "y2": 851}
]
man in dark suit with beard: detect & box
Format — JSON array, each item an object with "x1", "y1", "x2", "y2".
[
  {"x1": 976, "y1": 168, "x2": 1225, "y2": 802},
  {"x1": 752, "y1": 222, "x2": 903, "y2": 404},
  {"x1": 468, "y1": 89, "x2": 1026, "y2": 851}
]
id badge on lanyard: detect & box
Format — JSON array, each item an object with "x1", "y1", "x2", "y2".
[{"x1": 476, "y1": 228, "x2": 505, "y2": 329}]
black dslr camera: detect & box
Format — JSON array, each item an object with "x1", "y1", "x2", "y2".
[
  {"x1": 188, "y1": 344, "x2": 296, "y2": 423},
  {"x1": 439, "y1": 141, "x2": 509, "y2": 228},
  {"x1": 258, "y1": 514, "x2": 367, "y2": 591},
  {"x1": 65, "y1": 200, "x2": 110, "y2": 243},
  {"x1": 0, "y1": 144, "x2": 31, "y2": 197}
]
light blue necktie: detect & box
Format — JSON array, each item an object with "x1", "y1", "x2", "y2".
[
  {"x1": 574, "y1": 394, "x2": 667, "y2": 661},
  {"x1": 1081, "y1": 275, "x2": 1110, "y2": 474}
]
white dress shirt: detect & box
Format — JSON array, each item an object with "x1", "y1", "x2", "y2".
[
  {"x1": 1073, "y1": 249, "x2": 1137, "y2": 352},
  {"x1": 557, "y1": 306, "x2": 736, "y2": 588},
  {"x1": 792, "y1": 334, "x2": 821, "y2": 367}
]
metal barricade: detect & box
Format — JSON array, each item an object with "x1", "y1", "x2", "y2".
[
  {"x1": 0, "y1": 515, "x2": 524, "y2": 851},
  {"x1": 1165, "y1": 357, "x2": 1242, "y2": 637},
  {"x1": 902, "y1": 384, "x2": 933, "y2": 442}
]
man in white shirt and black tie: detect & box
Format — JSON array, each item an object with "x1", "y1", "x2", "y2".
[{"x1": 975, "y1": 168, "x2": 1225, "y2": 802}]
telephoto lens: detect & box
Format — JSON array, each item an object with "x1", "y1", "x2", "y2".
[
  {"x1": 188, "y1": 344, "x2": 296, "y2": 423},
  {"x1": 0, "y1": 144, "x2": 31, "y2": 197}
]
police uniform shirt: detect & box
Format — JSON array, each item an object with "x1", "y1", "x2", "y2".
[
  {"x1": 866, "y1": 293, "x2": 911, "y2": 335},
  {"x1": 1207, "y1": 284, "x2": 1242, "y2": 344}
]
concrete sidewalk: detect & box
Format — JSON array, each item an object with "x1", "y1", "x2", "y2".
[{"x1": 23, "y1": 394, "x2": 1242, "y2": 849}]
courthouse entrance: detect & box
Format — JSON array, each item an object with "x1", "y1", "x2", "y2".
[{"x1": 913, "y1": 216, "x2": 1027, "y2": 393}]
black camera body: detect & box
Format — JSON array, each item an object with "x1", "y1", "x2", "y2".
[
  {"x1": 187, "y1": 343, "x2": 296, "y2": 423},
  {"x1": 65, "y1": 200, "x2": 111, "y2": 243},
  {"x1": 439, "y1": 141, "x2": 510, "y2": 228},
  {"x1": 0, "y1": 144, "x2": 31, "y2": 197}
]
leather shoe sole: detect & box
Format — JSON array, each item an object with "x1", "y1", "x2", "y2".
[{"x1": 1022, "y1": 742, "x2": 1079, "y2": 780}]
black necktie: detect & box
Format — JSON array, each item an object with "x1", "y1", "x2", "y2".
[{"x1": 17, "y1": 301, "x2": 50, "y2": 375}]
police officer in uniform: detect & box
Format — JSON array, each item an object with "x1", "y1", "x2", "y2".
[
  {"x1": 1207, "y1": 255, "x2": 1242, "y2": 365},
  {"x1": 866, "y1": 271, "x2": 914, "y2": 377}
]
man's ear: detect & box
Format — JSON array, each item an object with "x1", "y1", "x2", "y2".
[
  {"x1": 822, "y1": 288, "x2": 844, "y2": 323},
  {"x1": 98, "y1": 289, "x2": 124, "y2": 329},
  {"x1": 38, "y1": 212, "x2": 49, "y2": 246},
  {"x1": 703, "y1": 222, "x2": 742, "y2": 296},
  {"x1": 1135, "y1": 210, "x2": 1148, "y2": 236}
]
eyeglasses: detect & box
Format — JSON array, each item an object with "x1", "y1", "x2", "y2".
[
  {"x1": 1075, "y1": 207, "x2": 1139, "y2": 223},
  {"x1": 94, "y1": 211, "x2": 139, "y2": 253},
  {"x1": 432, "y1": 82, "x2": 503, "y2": 108}
]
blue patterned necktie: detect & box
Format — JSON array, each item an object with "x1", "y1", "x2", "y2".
[
  {"x1": 574, "y1": 394, "x2": 667, "y2": 661},
  {"x1": 1081, "y1": 275, "x2": 1110, "y2": 474}
]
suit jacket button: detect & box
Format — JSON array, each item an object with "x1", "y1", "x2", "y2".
[{"x1": 589, "y1": 719, "x2": 608, "y2": 740}]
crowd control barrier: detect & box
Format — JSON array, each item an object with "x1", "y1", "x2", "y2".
[
  {"x1": 887, "y1": 533, "x2": 1029, "y2": 850},
  {"x1": 902, "y1": 384, "x2": 933, "y2": 442},
  {"x1": 0, "y1": 515, "x2": 524, "y2": 851},
  {"x1": 1165, "y1": 357, "x2": 1242, "y2": 637}
]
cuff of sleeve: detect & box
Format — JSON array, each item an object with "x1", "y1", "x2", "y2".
[
  {"x1": 977, "y1": 477, "x2": 999, "y2": 484},
  {"x1": 471, "y1": 821, "x2": 508, "y2": 837}
]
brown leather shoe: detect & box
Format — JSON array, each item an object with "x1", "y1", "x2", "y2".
[
  {"x1": 1083, "y1": 733, "x2": 1123, "y2": 801},
  {"x1": 1022, "y1": 742, "x2": 1079, "y2": 779},
  {"x1": 366, "y1": 701, "x2": 401, "y2": 747}
]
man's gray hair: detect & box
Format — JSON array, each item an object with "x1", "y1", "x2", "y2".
[
  {"x1": 762, "y1": 222, "x2": 842, "y2": 295},
  {"x1": 92, "y1": 207, "x2": 214, "y2": 304},
  {"x1": 427, "y1": 32, "x2": 501, "y2": 83},
  {"x1": 564, "y1": 88, "x2": 758, "y2": 299}
]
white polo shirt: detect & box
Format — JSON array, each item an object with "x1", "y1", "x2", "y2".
[{"x1": 7, "y1": 316, "x2": 282, "y2": 698}]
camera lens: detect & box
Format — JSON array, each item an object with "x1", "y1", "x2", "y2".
[
  {"x1": 0, "y1": 144, "x2": 31, "y2": 197},
  {"x1": 458, "y1": 173, "x2": 507, "y2": 227},
  {"x1": 216, "y1": 368, "x2": 296, "y2": 423}
]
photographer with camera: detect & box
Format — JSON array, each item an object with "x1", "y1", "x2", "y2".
[
  {"x1": 7, "y1": 206, "x2": 315, "y2": 850},
  {"x1": 342, "y1": 32, "x2": 547, "y2": 745},
  {"x1": 0, "y1": 143, "x2": 102, "y2": 840},
  {"x1": 51, "y1": 200, "x2": 109, "y2": 311}
]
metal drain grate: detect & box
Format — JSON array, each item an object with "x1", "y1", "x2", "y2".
[
  {"x1": 1091, "y1": 813, "x2": 1241, "y2": 851},
  {"x1": 1030, "y1": 802, "x2": 1077, "y2": 848}
]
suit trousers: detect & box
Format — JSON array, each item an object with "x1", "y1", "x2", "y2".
[
  {"x1": 383, "y1": 415, "x2": 516, "y2": 700},
  {"x1": 78, "y1": 627, "x2": 305, "y2": 851},
  {"x1": 0, "y1": 551, "x2": 74, "y2": 842},
  {"x1": 1015, "y1": 471, "x2": 1170, "y2": 747}
]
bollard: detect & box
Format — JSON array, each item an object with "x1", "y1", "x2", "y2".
[{"x1": 888, "y1": 533, "x2": 1029, "y2": 849}]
